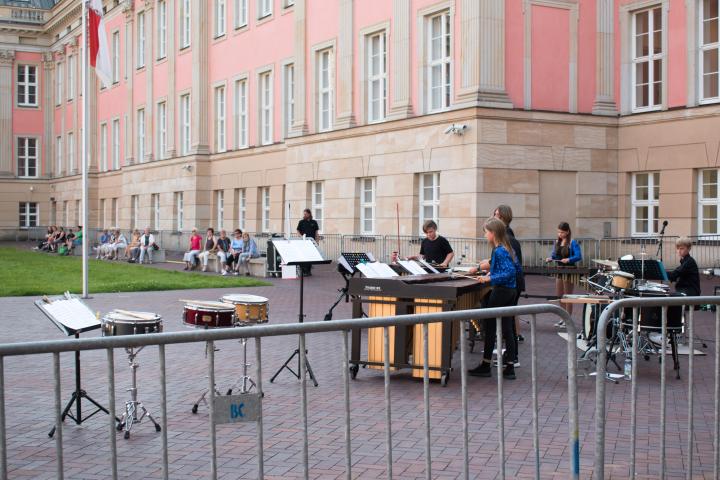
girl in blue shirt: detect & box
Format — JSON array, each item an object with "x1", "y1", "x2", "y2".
[
  {"x1": 545, "y1": 222, "x2": 582, "y2": 322},
  {"x1": 469, "y1": 218, "x2": 520, "y2": 380}
]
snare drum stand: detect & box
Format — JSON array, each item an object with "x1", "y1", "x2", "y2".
[
  {"x1": 226, "y1": 327, "x2": 256, "y2": 395},
  {"x1": 192, "y1": 341, "x2": 223, "y2": 413},
  {"x1": 117, "y1": 347, "x2": 162, "y2": 439}
]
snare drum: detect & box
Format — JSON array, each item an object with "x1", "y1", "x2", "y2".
[
  {"x1": 610, "y1": 271, "x2": 634, "y2": 290},
  {"x1": 102, "y1": 311, "x2": 163, "y2": 336},
  {"x1": 220, "y1": 294, "x2": 269, "y2": 324},
  {"x1": 183, "y1": 301, "x2": 236, "y2": 328}
]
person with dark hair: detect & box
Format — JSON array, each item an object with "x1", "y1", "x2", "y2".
[
  {"x1": 409, "y1": 220, "x2": 454, "y2": 268},
  {"x1": 198, "y1": 228, "x2": 218, "y2": 272},
  {"x1": 226, "y1": 229, "x2": 244, "y2": 274},
  {"x1": 546, "y1": 222, "x2": 582, "y2": 325},
  {"x1": 297, "y1": 209, "x2": 319, "y2": 276}
]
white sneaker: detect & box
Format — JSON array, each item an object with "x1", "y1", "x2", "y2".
[
  {"x1": 221, "y1": 270, "x2": 227, "y2": 276},
  {"x1": 648, "y1": 332, "x2": 663, "y2": 345},
  {"x1": 514, "y1": 361, "x2": 520, "y2": 368}
]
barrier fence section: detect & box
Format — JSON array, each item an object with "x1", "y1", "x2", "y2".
[
  {"x1": 0, "y1": 304, "x2": 578, "y2": 480},
  {"x1": 593, "y1": 296, "x2": 720, "y2": 479}
]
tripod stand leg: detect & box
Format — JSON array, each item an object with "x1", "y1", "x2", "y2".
[
  {"x1": 270, "y1": 349, "x2": 300, "y2": 383},
  {"x1": 304, "y1": 357, "x2": 319, "y2": 388},
  {"x1": 48, "y1": 392, "x2": 79, "y2": 437}
]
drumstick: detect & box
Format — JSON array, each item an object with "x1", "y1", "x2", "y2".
[
  {"x1": 178, "y1": 299, "x2": 229, "y2": 308},
  {"x1": 113, "y1": 309, "x2": 157, "y2": 321}
]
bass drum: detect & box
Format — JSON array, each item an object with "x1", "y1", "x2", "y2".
[{"x1": 582, "y1": 303, "x2": 613, "y2": 344}]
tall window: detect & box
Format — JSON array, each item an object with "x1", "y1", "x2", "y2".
[
  {"x1": 360, "y1": 177, "x2": 375, "y2": 234},
  {"x1": 180, "y1": 93, "x2": 191, "y2": 155},
  {"x1": 262, "y1": 187, "x2": 271, "y2": 232},
  {"x1": 426, "y1": 11, "x2": 451, "y2": 112},
  {"x1": 112, "y1": 31, "x2": 120, "y2": 83},
  {"x1": 632, "y1": 7, "x2": 663, "y2": 112},
  {"x1": 235, "y1": 0, "x2": 248, "y2": 28},
  {"x1": 67, "y1": 132, "x2": 75, "y2": 173},
  {"x1": 158, "y1": 0, "x2": 167, "y2": 59},
  {"x1": 112, "y1": 118, "x2": 120, "y2": 169},
  {"x1": 55, "y1": 136, "x2": 62, "y2": 174},
  {"x1": 67, "y1": 55, "x2": 75, "y2": 100},
  {"x1": 181, "y1": 0, "x2": 191, "y2": 48},
  {"x1": 311, "y1": 181, "x2": 324, "y2": 232},
  {"x1": 215, "y1": 0, "x2": 226, "y2": 37},
  {"x1": 699, "y1": 169, "x2": 720, "y2": 235},
  {"x1": 215, "y1": 86, "x2": 226, "y2": 152},
  {"x1": 137, "y1": 11, "x2": 145, "y2": 68},
  {"x1": 235, "y1": 78, "x2": 248, "y2": 148},
  {"x1": 367, "y1": 32, "x2": 387, "y2": 122},
  {"x1": 131, "y1": 195, "x2": 139, "y2": 229},
  {"x1": 100, "y1": 123, "x2": 108, "y2": 172},
  {"x1": 631, "y1": 172, "x2": 660, "y2": 236},
  {"x1": 157, "y1": 101, "x2": 167, "y2": 159},
  {"x1": 259, "y1": 0, "x2": 272, "y2": 18},
  {"x1": 317, "y1": 49, "x2": 333, "y2": 131},
  {"x1": 151, "y1": 193, "x2": 160, "y2": 230},
  {"x1": 419, "y1": 172, "x2": 440, "y2": 233},
  {"x1": 238, "y1": 188, "x2": 246, "y2": 230},
  {"x1": 260, "y1": 71, "x2": 273, "y2": 145},
  {"x1": 283, "y1": 64, "x2": 295, "y2": 137},
  {"x1": 701, "y1": 0, "x2": 719, "y2": 102},
  {"x1": 17, "y1": 138, "x2": 37, "y2": 178},
  {"x1": 137, "y1": 108, "x2": 145, "y2": 161},
  {"x1": 216, "y1": 190, "x2": 224, "y2": 229},
  {"x1": 17, "y1": 65, "x2": 38, "y2": 107},
  {"x1": 19, "y1": 202, "x2": 38, "y2": 228},
  {"x1": 175, "y1": 192, "x2": 184, "y2": 230},
  {"x1": 56, "y1": 62, "x2": 63, "y2": 105}
]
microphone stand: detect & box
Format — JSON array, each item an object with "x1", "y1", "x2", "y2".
[{"x1": 656, "y1": 221, "x2": 668, "y2": 263}]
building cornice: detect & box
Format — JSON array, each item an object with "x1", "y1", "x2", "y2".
[{"x1": 618, "y1": 104, "x2": 720, "y2": 128}]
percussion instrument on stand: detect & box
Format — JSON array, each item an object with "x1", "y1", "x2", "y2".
[{"x1": 101, "y1": 310, "x2": 163, "y2": 439}]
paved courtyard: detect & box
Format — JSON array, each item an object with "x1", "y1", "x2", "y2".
[{"x1": 1, "y1": 263, "x2": 719, "y2": 479}]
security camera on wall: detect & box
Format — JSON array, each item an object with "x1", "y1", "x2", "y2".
[{"x1": 443, "y1": 124, "x2": 468, "y2": 135}]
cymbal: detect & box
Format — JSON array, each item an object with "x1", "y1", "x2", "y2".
[{"x1": 592, "y1": 259, "x2": 619, "y2": 269}]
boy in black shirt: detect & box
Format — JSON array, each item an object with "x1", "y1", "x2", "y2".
[
  {"x1": 668, "y1": 236, "x2": 700, "y2": 297},
  {"x1": 410, "y1": 220, "x2": 454, "y2": 268}
]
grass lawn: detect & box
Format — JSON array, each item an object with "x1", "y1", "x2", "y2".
[{"x1": 0, "y1": 247, "x2": 271, "y2": 297}]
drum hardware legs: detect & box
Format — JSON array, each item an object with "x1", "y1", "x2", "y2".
[
  {"x1": 226, "y1": 337, "x2": 256, "y2": 395},
  {"x1": 191, "y1": 383, "x2": 223, "y2": 414},
  {"x1": 269, "y1": 348, "x2": 319, "y2": 387},
  {"x1": 117, "y1": 347, "x2": 161, "y2": 439}
]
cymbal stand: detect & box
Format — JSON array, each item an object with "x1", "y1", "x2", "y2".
[{"x1": 117, "y1": 346, "x2": 161, "y2": 439}]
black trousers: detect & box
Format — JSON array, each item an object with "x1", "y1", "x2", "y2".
[{"x1": 481, "y1": 286, "x2": 518, "y2": 365}]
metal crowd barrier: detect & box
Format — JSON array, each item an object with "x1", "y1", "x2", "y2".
[
  {"x1": 593, "y1": 295, "x2": 720, "y2": 479},
  {"x1": 0, "y1": 304, "x2": 579, "y2": 480}
]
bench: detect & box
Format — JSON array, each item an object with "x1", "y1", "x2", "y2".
[
  {"x1": 249, "y1": 258, "x2": 266, "y2": 277},
  {"x1": 72, "y1": 246, "x2": 166, "y2": 263}
]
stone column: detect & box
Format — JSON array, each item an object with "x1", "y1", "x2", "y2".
[
  {"x1": 592, "y1": 0, "x2": 617, "y2": 115},
  {"x1": 166, "y1": 0, "x2": 176, "y2": 157},
  {"x1": 335, "y1": 0, "x2": 355, "y2": 129},
  {"x1": 42, "y1": 52, "x2": 55, "y2": 178},
  {"x1": 289, "y1": 0, "x2": 308, "y2": 137},
  {"x1": 145, "y1": 2, "x2": 154, "y2": 161},
  {"x1": 388, "y1": 0, "x2": 412, "y2": 119},
  {"x1": 190, "y1": 0, "x2": 209, "y2": 155},
  {"x1": 0, "y1": 50, "x2": 14, "y2": 177},
  {"x1": 124, "y1": 1, "x2": 135, "y2": 165}
]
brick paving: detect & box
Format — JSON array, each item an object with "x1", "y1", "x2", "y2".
[{"x1": 1, "y1": 260, "x2": 719, "y2": 479}]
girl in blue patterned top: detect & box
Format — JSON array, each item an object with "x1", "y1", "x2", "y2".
[
  {"x1": 469, "y1": 218, "x2": 520, "y2": 380},
  {"x1": 545, "y1": 222, "x2": 582, "y2": 324}
]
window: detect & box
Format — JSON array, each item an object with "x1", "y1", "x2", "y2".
[
  {"x1": 259, "y1": 71, "x2": 273, "y2": 145},
  {"x1": 17, "y1": 65, "x2": 38, "y2": 107},
  {"x1": 631, "y1": 172, "x2": 660, "y2": 235},
  {"x1": 216, "y1": 190, "x2": 224, "y2": 229},
  {"x1": 215, "y1": 86, "x2": 226, "y2": 152},
  {"x1": 426, "y1": 10, "x2": 451, "y2": 112},
  {"x1": 317, "y1": 49, "x2": 333, "y2": 131},
  {"x1": 112, "y1": 31, "x2": 120, "y2": 83},
  {"x1": 175, "y1": 192, "x2": 184, "y2": 230},
  {"x1": 235, "y1": 0, "x2": 248, "y2": 28},
  {"x1": 259, "y1": 0, "x2": 272, "y2": 18},
  {"x1": 137, "y1": 108, "x2": 145, "y2": 161},
  {"x1": 151, "y1": 193, "x2": 160, "y2": 230},
  {"x1": 100, "y1": 123, "x2": 108, "y2": 172},
  {"x1": 55, "y1": 136, "x2": 62, "y2": 174},
  {"x1": 56, "y1": 62, "x2": 63, "y2": 105},
  {"x1": 180, "y1": 93, "x2": 191, "y2": 155},
  {"x1": 632, "y1": 7, "x2": 663, "y2": 112},
  {"x1": 283, "y1": 63, "x2": 295, "y2": 137},
  {"x1": 699, "y1": 169, "x2": 720, "y2": 235},
  {"x1": 157, "y1": 101, "x2": 167, "y2": 159},
  {"x1": 238, "y1": 188, "x2": 246, "y2": 230},
  {"x1": 701, "y1": 0, "x2": 720, "y2": 102},
  {"x1": 367, "y1": 32, "x2": 387, "y2": 123},
  {"x1": 19, "y1": 202, "x2": 38, "y2": 228},
  {"x1": 235, "y1": 78, "x2": 248, "y2": 148},
  {"x1": 419, "y1": 172, "x2": 440, "y2": 233},
  {"x1": 131, "y1": 195, "x2": 139, "y2": 229},
  {"x1": 158, "y1": 0, "x2": 167, "y2": 59},
  {"x1": 181, "y1": 0, "x2": 191, "y2": 48},
  {"x1": 66, "y1": 56, "x2": 75, "y2": 100},
  {"x1": 311, "y1": 181, "x2": 323, "y2": 232},
  {"x1": 137, "y1": 11, "x2": 145, "y2": 68},
  {"x1": 112, "y1": 118, "x2": 120, "y2": 169},
  {"x1": 17, "y1": 137, "x2": 38, "y2": 178},
  {"x1": 360, "y1": 177, "x2": 375, "y2": 234},
  {"x1": 68, "y1": 132, "x2": 75, "y2": 173},
  {"x1": 215, "y1": 0, "x2": 226, "y2": 37},
  {"x1": 262, "y1": 187, "x2": 270, "y2": 232}
]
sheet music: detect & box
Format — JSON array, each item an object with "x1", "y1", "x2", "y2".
[
  {"x1": 272, "y1": 239, "x2": 324, "y2": 263},
  {"x1": 398, "y1": 260, "x2": 427, "y2": 275},
  {"x1": 40, "y1": 298, "x2": 100, "y2": 331},
  {"x1": 356, "y1": 262, "x2": 399, "y2": 278},
  {"x1": 417, "y1": 258, "x2": 440, "y2": 274}
]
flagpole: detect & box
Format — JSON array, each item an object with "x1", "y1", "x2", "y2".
[{"x1": 81, "y1": 0, "x2": 89, "y2": 298}]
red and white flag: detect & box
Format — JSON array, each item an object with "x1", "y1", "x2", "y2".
[{"x1": 86, "y1": 0, "x2": 112, "y2": 88}]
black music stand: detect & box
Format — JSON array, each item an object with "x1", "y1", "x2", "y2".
[
  {"x1": 323, "y1": 253, "x2": 375, "y2": 321},
  {"x1": 269, "y1": 239, "x2": 331, "y2": 386},
  {"x1": 618, "y1": 259, "x2": 668, "y2": 281},
  {"x1": 35, "y1": 294, "x2": 118, "y2": 437}
]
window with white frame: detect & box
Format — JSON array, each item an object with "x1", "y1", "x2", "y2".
[
  {"x1": 701, "y1": 0, "x2": 719, "y2": 102},
  {"x1": 215, "y1": 86, "x2": 226, "y2": 152},
  {"x1": 131, "y1": 195, "x2": 139, "y2": 229},
  {"x1": 19, "y1": 202, "x2": 38, "y2": 228},
  {"x1": 699, "y1": 169, "x2": 720, "y2": 235},
  {"x1": 311, "y1": 181, "x2": 323, "y2": 232},
  {"x1": 235, "y1": 0, "x2": 248, "y2": 28},
  {"x1": 216, "y1": 190, "x2": 224, "y2": 229},
  {"x1": 180, "y1": 93, "x2": 191, "y2": 155},
  {"x1": 317, "y1": 48, "x2": 333, "y2": 131},
  {"x1": 259, "y1": 71, "x2": 273, "y2": 145},
  {"x1": 175, "y1": 192, "x2": 184, "y2": 230},
  {"x1": 56, "y1": 62, "x2": 63, "y2": 104},
  {"x1": 158, "y1": 0, "x2": 167, "y2": 59},
  {"x1": 238, "y1": 188, "x2": 246, "y2": 230},
  {"x1": 100, "y1": 123, "x2": 108, "y2": 172},
  {"x1": 426, "y1": 10, "x2": 451, "y2": 112},
  {"x1": 367, "y1": 31, "x2": 387, "y2": 123},
  {"x1": 137, "y1": 108, "x2": 145, "y2": 161},
  {"x1": 17, "y1": 137, "x2": 38, "y2": 178},
  {"x1": 631, "y1": 172, "x2": 660, "y2": 235},
  {"x1": 262, "y1": 187, "x2": 270, "y2": 232},
  {"x1": 56, "y1": 136, "x2": 62, "y2": 174},
  {"x1": 259, "y1": 0, "x2": 272, "y2": 18},
  {"x1": 17, "y1": 65, "x2": 38, "y2": 107},
  {"x1": 632, "y1": 6, "x2": 663, "y2": 111},
  {"x1": 157, "y1": 101, "x2": 167, "y2": 159},
  {"x1": 283, "y1": 64, "x2": 295, "y2": 137},
  {"x1": 360, "y1": 177, "x2": 375, "y2": 234},
  {"x1": 112, "y1": 31, "x2": 120, "y2": 83},
  {"x1": 151, "y1": 193, "x2": 160, "y2": 230},
  {"x1": 215, "y1": 0, "x2": 226, "y2": 37},
  {"x1": 235, "y1": 78, "x2": 248, "y2": 148},
  {"x1": 419, "y1": 172, "x2": 440, "y2": 233},
  {"x1": 181, "y1": 0, "x2": 191, "y2": 48},
  {"x1": 112, "y1": 118, "x2": 120, "y2": 169},
  {"x1": 67, "y1": 132, "x2": 75, "y2": 173},
  {"x1": 137, "y1": 11, "x2": 145, "y2": 68},
  {"x1": 67, "y1": 55, "x2": 75, "y2": 100}
]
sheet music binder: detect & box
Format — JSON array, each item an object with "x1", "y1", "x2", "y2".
[
  {"x1": 35, "y1": 295, "x2": 101, "y2": 336},
  {"x1": 618, "y1": 259, "x2": 668, "y2": 281}
]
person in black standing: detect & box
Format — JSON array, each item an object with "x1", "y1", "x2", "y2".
[
  {"x1": 410, "y1": 220, "x2": 454, "y2": 268},
  {"x1": 297, "y1": 208, "x2": 319, "y2": 276},
  {"x1": 668, "y1": 236, "x2": 700, "y2": 297}
]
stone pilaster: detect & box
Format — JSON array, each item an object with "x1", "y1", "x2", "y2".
[
  {"x1": 289, "y1": 0, "x2": 308, "y2": 137},
  {"x1": 57, "y1": 50, "x2": 66, "y2": 176},
  {"x1": 335, "y1": 0, "x2": 355, "y2": 129},
  {"x1": 0, "y1": 50, "x2": 14, "y2": 177},
  {"x1": 145, "y1": 2, "x2": 154, "y2": 161},
  {"x1": 166, "y1": 0, "x2": 176, "y2": 157},
  {"x1": 124, "y1": 1, "x2": 135, "y2": 165},
  {"x1": 685, "y1": 0, "x2": 698, "y2": 108},
  {"x1": 592, "y1": 0, "x2": 617, "y2": 115},
  {"x1": 387, "y1": 0, "x2": 412, "y2": 119},
  {"x1": 70, "y1": 41, "x2": 79, "y2": 174},
  {"x1": 42, "y1": 52, "x2": 55, "y2": 178},
  {"x1": 190, "y1": 0, "x2": 210, "y2": 154},
  {"x1": 87, "y1": 66, "x2": 98, "y2": 173}
]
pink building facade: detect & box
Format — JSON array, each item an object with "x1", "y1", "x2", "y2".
[{"x1": 1, "y1": 0, "x2": 719, "y2": 240}]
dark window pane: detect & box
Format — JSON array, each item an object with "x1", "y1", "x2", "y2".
[{"x1": 704, "y1": 72, "x2": 719, "y2": 98}]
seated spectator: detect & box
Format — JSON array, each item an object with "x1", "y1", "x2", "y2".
[
  {"x1": 216, "y1": 230, "x2": 231, "y2": 275},
  {"x1": 96, "y1": 230, "x2": 114, "y2": 259},
  {"x1": 51, "y1": 227, "x2": 67, "y2": 253},
  {"x1": 198, "y1": 228, "x2": 218, "y2": 272},
  {"x1": 125, "y1": 229, "x2": 141, "y2": 261},
  {"x1": 236, "y1": 232, "x2": 260, "y2": 276},
  {"x1": 137, "y1": 227, "x2": 157, "y2": 264},
  {"x1": 106, "y1": 230, "x2": 127, "y2": 260},
  {"x1": 67, "y1": 226, "x2": 83, "y2": 253},
  {"x1": 226, "y1": 229, "x2": 244, "y2": 274},
  {"x1": 36, "y1": 226, "x2": 56, "y2": 251},
  {"x1": 183, "y1": 228, "x2": 203, "y2": 270}
]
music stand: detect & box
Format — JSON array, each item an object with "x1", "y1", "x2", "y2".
[
  {"x1": 324, "y1": 253, "x2": 376, "y2": 321},
  {"x1": 269, "y1": 239, "x2": 331, "y2": 386},
  {"x1": 618, "y1": 259, "x2": 668, "y2": 281},
  {"x1": 35, "y1": 294, "x2": 117, "y2": 437}
]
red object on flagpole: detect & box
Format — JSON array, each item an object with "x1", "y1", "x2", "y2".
[{"x1": 87, "y1": 7, "x2": 100, "y2": 67}]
